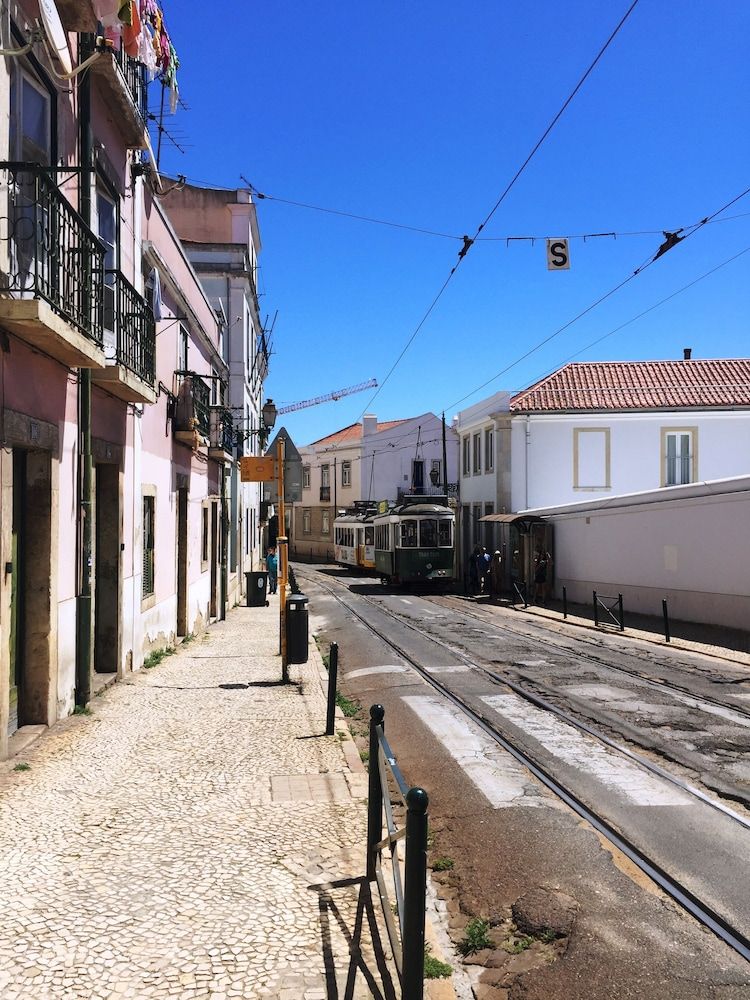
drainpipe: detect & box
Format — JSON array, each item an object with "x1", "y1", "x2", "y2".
[{"x1": 76, "y1": 41, "x2": 94, "y2": 706}]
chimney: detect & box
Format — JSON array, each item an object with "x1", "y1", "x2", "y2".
[
  {"x1": 683, "y1": 347, "x2": 692, "y2": 360},
  {"x1": 362, "y1": 414, "x2": 378, "y2": 436}
]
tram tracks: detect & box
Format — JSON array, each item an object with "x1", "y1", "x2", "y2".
[{"x1": 300, "y1": 566, "x2": 750, "y2": 963}]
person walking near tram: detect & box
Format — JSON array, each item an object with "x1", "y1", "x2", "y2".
[
  {"x1": 489, "y1": 550, "x2": 503, "y2": 600},
  {"x1": 266, "y1": 545, "x2": 278, "y2": 595},
  {"x1": 533, "y1": 544, "x2": 552, "y2": 605}
]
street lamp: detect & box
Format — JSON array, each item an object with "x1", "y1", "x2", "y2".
[{"x1": 262, "y1": 398, "x2": 277, "y2": 431}]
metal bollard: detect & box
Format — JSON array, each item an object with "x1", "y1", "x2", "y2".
[
  {"x1": 366, "y1": 704, "x2": 385, "y2": 881},
  {"x1": 663, "y1": 599, "x2": 671, "y2": 643},
  {"x1": 402, "y1": 786, "x2": 429, "y2": 1000},
  {"x1": 593, "y1": 591, "x2": 599, "y2": 627},
  {"x1": 562, "y1": 586, "x2": 568, "y2": 619},
  {"x1": 618, "y1": 593, "x2": 624, "y2": 631},
  {"x1": 325, "y1": 642, "x2": 338, "y2": 736}
]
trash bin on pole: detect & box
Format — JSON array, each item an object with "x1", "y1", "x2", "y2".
[
  {"x1": 286, "y1": 593, "x2": 309, "y2": 663},
  {"x1": 245, "y1": 571, "x2": 268, "y2": 607}
]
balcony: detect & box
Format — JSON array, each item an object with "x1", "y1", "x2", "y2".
[
  {"x1": 0, "y1": 163, "x2": 105, "y2": 367},
  {"x1": 320, "y1": 486, "x2": 331, "y2": 502},
  {"x1": 397, "y1": 484, "x2": 458, "y2": 502},
  {"x1": 92, "y1": 270, "x2": 156, "y2": 403},
  {"x1": 173, "y1": 372, "x2": 210, "y2": 449},
  {"x1": 88, "y1": 45, "x2": 149, "y2": 149},
  {"x1": 209, "y1": 407, "x2": 235, "y2": 463}
]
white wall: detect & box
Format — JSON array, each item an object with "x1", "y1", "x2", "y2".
[
  {"x1": 512, "y1": 410, "x2": 750, "y2": 512},
  {"x1": 531, "y1": 477, "x2": 750, "y2": 630},
  {"x1": 362, "y1": 413, "x2": 459, "y2": 503}
]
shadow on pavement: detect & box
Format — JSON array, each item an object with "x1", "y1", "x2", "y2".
[{"x1": 309, "y1": 875, "x2": 397, "y2": 1000}]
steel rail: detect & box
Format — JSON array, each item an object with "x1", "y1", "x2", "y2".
[
  {"x1": 439, "y1": 595, "x2": 750, "y2": 724},
  {"x1": 299, "y1": 567, "x2": 750, "y2": 962}
]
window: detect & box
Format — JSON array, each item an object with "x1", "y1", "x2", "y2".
[
  {"x1": 375, "y1": 523, "x2": 390, "y2": 550},
  {"x1": 662, "y1": 428, "x2": 696, "y2": 486},
  {"x1": 321, "y1": 464, "x2": 330, "y2": 488},
  {"x1": 178, "y1": 324, "x2": 189, "y2": 372},
  {"x1": 420, "y1": 519, "x2": 437, "y2": 547},
  {"x1": 303, "y1": 509, "x2": 311, "y2": 534},
  {"x1": 574, "y1": 428, "x2": 611, "y2": 489},
  {"x1": 484, "y1": 428, "x2": 494, "y2": 473},
  {"x1": 438, "y1": 519, "x2": 452, "y2": 547},
  {"x1": 472, "y1": 433, "x2": 481, "y2": 475},
  {"x1": 472, "y1": 503, "x2": 482, "y2": 544},
  {"x1": 430, "y1": 459, "x2": 441, "y2": 487},
  {"x1": 303, "y1": 465, "x2": 311, "y2": 489},
  {"x1": 364, "y1": 526, "x2": 374, "y2": 546},
  {"x1": 201, "y1": 505, "x2": 209, "y2": 565},
  {"x1": 142, "y1": 496, "x2": 155, "y2": 597},
  {"x1": 341, "y1": 461, "x2": 351, "y2": 487},
  {"x1": 321, "y1": 510, "x2": 330, "y2": 535},
  {"x1": 400, "y1": 520, "x2": 417, "y2": 547},
  {"x1": 462, "y1": 436, "x2": 470, "y2": 476},
  {"x1": 484, "y1": 502, "x2": 494, "y2": 549},
  {"x1": 412, "y1": 460, "x2": 424, "y2": 491},
  {"x1": 210, "y1": 368, "x2": 221, "y2": 406},
  {"x1": 96, "y1": 185, "x2": 118, "y2": 342},
  {"x1": 10, "y1": 68, "x2": 52, "y2": 162}
]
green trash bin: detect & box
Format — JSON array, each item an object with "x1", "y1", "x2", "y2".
[
  {"x1": 246, "y1": 571, "x2": 268, "y2": 607},
  {"x1": 286, "y1": 594, "x2": 309, "y2": 663}
]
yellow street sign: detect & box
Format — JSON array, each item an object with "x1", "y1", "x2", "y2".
[{"x1": 240, "y1": 456, "x2": 276, "y2": 482}]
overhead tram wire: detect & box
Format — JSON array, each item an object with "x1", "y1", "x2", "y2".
[
  {"x1": 355, "y1": 0, "x2": 642, "y2": 418},
  {"x1": 445, "y1": 186, "x2": 750, "y2": 412}
]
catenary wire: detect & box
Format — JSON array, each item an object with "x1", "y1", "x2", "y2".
[
  {"x1": 444, "y1": 187, "x2": 750, "y2": 412},
  {"x1": 356, "y1": 0, "x2": 642, "y2": 418}
]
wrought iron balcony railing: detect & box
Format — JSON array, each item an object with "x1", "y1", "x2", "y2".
[
  {"x1": 0, "y1": 162, "x2": 104, "y2": 343},
  {"x1": 210, "y1": 406, "x2": 234, "y2": 454},
  {"x1": 113, "y1": 45, "x2": 148, "y2": 125},
  {"x1": 174, "y1": 372, "x2": 211, "y2": 438},
  {"x1": 105, "y1": 269, "x2": 155, "y2": 385}
]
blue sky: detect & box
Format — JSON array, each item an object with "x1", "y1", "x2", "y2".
[{"x1": 156, "y1": 1, "x2": 749, "y2": 445}]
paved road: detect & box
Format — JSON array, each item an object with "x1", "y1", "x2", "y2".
[{"x1": 303, "y1": 564, "x2": 750, "y2": 999}]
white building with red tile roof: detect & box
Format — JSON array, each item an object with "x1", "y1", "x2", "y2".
[{"x1": 507, "y1": 354, "x2": 750, "y2": 511}]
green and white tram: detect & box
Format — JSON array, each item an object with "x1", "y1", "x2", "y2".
[{"x1": 373, "y1": 498, "x2": 455, "y2": 586}]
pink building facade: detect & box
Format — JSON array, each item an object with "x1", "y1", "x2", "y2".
[{"x1": 0, "y1": 2, "x2": 271, "y2": 759}]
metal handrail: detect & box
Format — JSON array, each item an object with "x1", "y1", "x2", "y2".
[
  {"x1": 367, "y1": 704, "x2": 428, "y2": 999},
  {"x1": 105, "y1": 269, "x2": 155, "y2": 384},
  {"x1": 0, "y1": 162, "x2": 104, "y2": 343},
  {"x1": 174, "y1": 371, "x2": 211, "y2": 437},
  {"x1": 112, "y1": 46, "x2": 148, "y2": 124},
  {"x1": 210, "y1": 405, "x2": 234, "y2": 453},
  {"x1": 593, "y1": 590, "x2": 624, "y2": 631}
]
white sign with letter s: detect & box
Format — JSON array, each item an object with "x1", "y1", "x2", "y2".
[{"x1": 546, "y1": 238, "x2": 570, "y2": 270}]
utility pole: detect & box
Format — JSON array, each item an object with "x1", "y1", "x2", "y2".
[
  {"x1": 277, "y1": 437, "x2": 288, "y2": 682},
  {"x1": 442, "y1": 412, "x2": 448, "y2": 495}
]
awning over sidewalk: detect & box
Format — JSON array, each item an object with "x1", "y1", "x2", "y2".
[{"x1": 478, "y1": 513, "x2": 546, "y2": 524}]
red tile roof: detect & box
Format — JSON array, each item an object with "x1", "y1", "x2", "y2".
[
  {"x1": 310, "y1": 419, "x2": 407, "y2": 447},
  {"x1": 511, "y1": 360, "x2": 750, "y2": 412}
]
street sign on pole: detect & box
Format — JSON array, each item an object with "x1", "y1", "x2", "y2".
[
  {"x1": 546, "y1": 238, "x2": 570, "y2": 270},
  {"x1": 240, "y1": 456, "x2": 275, "y2": 482}
]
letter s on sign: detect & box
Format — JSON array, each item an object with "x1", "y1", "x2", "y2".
[{"x1": 546, "y1": 238, "x2": 570, "y2": 271}]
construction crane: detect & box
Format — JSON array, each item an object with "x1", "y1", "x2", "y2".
[{"x1": 276, "y1": 379, "x2": 378, "y2": 415}]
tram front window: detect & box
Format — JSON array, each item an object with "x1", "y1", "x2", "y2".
[
  {"x1": 400, "y1": 520, "x2": 418, "y2": 547},
  {"x1": 420, "y1": 519, "x2": 437, "y2": 547},
  {"x1": 438, "y1": 520, "x2": 452, "y2": 547}
]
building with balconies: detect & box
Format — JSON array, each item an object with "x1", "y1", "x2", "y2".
[{"x1": 0, "y1": 0, "x2": 248, "y2": 761}]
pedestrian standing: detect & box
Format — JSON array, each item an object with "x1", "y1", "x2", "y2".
[
  {"x1": 266, "y1": 546, "x2": 278, "y2": 595},
  {"x1": 533, "y1": 545, "x2": 552, "y2": 605},
  {"x1": 489, "y1": 550, "x2": 503, "y2": 600},
  {"x1": 468, "y1": 545, "x2": 481, "y2": 595}
]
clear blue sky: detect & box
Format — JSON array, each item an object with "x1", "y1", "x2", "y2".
[{"x1": 156, "y1": 1, "x2": 749, "y2": 446}]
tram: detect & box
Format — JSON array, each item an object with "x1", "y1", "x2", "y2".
[
  {"x1": 333, "y1": 506, "x2": 377, "y2": 571},
  {"x1": 373, "y1": 496, "x2": 455, "y2": 586}
]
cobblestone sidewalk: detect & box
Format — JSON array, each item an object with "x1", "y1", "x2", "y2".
[{"x1": 0, "y1": 604, "x2": 396, "y2": 1000}]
